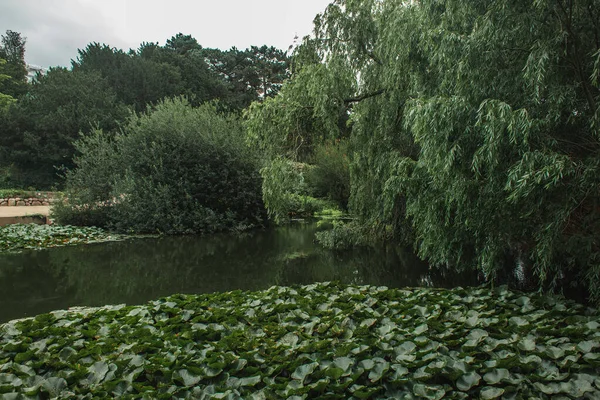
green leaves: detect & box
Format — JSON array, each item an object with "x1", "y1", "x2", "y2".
[
  {"x1": 0, "y1": 224, "x2": 125, "y2": 253},
  {"x1": 253, "y1": 0, "x2": 600, "y2": 305},
  {"x1": 0, "y1": 283, "x2": 599, "y2": 398},
  {"x1": 56, "y1": 98, "x2": 266, "y2": 235}
]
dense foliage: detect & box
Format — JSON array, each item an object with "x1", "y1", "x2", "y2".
[
  {"x1": 0, "y1": 58, "x2": 16, "y2": 112},
  {"x1": 306, "y1": 140, "x2": 351, "y2": 209},
  {"x1": 260, "y1": 158, "x2": 335, "y2": 223},
  {"x1": 55, "y1": 98, "x2": 267, "y2": 234},
  {"x1": 246, "y1": 0, "x2": 600, "y2": 303},
  {"x1": 0, "y1": 68, "x2": 129, "y2": 186},
  {"x1": 0, "y1": 30, "x2": 27, "y2": 100},
  {"x1": 0, "y1": 32, "x2": 289, "y2": 189},
  {"x1": 1, "y1": 282, "x2": 599, "y2": 398}
]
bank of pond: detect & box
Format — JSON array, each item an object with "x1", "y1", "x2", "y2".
[{"x1": 0, "y1": 223, "x2": 599, "y2": 398}]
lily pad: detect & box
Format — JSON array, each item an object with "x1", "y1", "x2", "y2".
[{"x1": 456, "y1": 371, "x2": 481, "y2": 391}]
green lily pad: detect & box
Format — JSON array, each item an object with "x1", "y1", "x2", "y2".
[
  {"x1": 175, "y1": 369, "x2": 202, "y2": 387},
  {"x1": 291, "y1": 362, "x2": 318, "y2": 382},
  {"x1": 87, "y1": 361, "x2": 109, "y2": 385},
  {"x1": 517, "y1": 337, "x2": 536, "y2": 351},
  {"x1": 413, "y1": 383, "x2": 445, "y2": 400},
  {"x1": 480, "y1": 386, "x2": 505, "y2": 399},
  {"x1": 456, "y1": 371, "x2": 481, "y2": 391},
  {"x1": 483, "y1": 369, "x2": 509, "y2": 385}
]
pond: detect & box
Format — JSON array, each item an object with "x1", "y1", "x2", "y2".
[{"x1": 0, "y1": 221, "x2": 478, "y2": 323}]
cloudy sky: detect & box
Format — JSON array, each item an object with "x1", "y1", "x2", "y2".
[{"x1": 1, "y1": 0, "x2": 332, "y2": 68}]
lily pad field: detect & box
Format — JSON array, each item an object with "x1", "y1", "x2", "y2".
[
  {"x1": 0, "y1": 224, "x2": 127, "y2": 253},
  {"x1": 1, "y1": 282, "x2": 599, "y2": 399}
]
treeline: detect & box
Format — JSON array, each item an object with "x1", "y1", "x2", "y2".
[
  {"x1": 247, "y1": 0, "x2": 600, "y2": 303},
  {"x1": 0, "y1": 32, "x2": 289, "y2": 188}
]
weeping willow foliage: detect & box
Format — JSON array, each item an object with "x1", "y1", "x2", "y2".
[{"x1": 246, "y1": 0, "x2": 600, "y2": 302}]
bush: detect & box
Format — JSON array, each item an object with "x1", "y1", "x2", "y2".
[
  {"x1": 54, "y1": 98, "x2": 267, "y2": 234},
  {"x1": 260, "y1": 157, "x2": 337, "y2": 222},
  {"x1": 305, "y1": 140, "x2": 350, "y2": 209},
  {"x1": 314, "y1": 221, "x2": 373, "y2": 250}
]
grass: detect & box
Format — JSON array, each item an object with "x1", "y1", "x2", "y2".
[{"x1": 0, "y1": 282, "x2": 598, "y2": 398}]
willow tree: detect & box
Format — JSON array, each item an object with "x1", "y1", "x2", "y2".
[{"x1": 246, "y1": 0, "x2": 600, "y2": 302}]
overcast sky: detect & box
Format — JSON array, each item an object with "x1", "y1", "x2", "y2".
[{"x1": 1, "y1": 0, "x2": 332, "y2": 68}]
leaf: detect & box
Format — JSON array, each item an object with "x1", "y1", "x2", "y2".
[
  {"x1": 483, "y1": 369, "x2": 509, "y2": 385},
  {"x1": 291, "y1": 362, "x2": 318, "y2": 382},
  {"x1": 456, "y1": 372, "x2": 481, "y2": 391},
  {"x1": 58, "y1": 347, "x2": 77, "y2": 362},
  {"x1": 323, "y1": 367, "x2": 344, "y2": 379},
  {"x1": 278, "y1": 332, "x2": 299, "y2": 348},
  {"x1": 508, "y1": 317, "x2": 529, "y2": 327},
  {"x1": 480, "y1": 386, "x2": 505, "y2": 399},
  {"x1": 358, "y1": 359, "x2": 375, "y2": 370},
  {"x1": 176, "y1": 369, "x2": 201, "y2": 387},
  {"x1": 414, "y1": 323, "x2": 428, "y2": 335},
  {"x1": 238, "y1": 375, "x2": 261, "y2": 387},
  {"x1": 517, "y1": 337, "x2": 536, "y2": 351},
  {"x1": 396, "y1": 341, "x2": 417, "y2": 355},
  {"x1": 360, "y1": 318, "x2": 377, "y2": 328},
  {"x1": 368, "y1": 359, "x2": 389, "y2": 382},
  {"x1": 332, "y1": 357, "x2": 353, "y2": 374},
  {"x1": 87, "y1": 361, "x2": 109, "y2": 385},
  {"x1": 413, "y1": 383, "x2": 445, "y2": 400},
  {"x1": 545, "y1": 346, "x2": 565, "y2": 360},
  {"x1": 576, "y1": 340, "x2": 598, "y2": 353}
]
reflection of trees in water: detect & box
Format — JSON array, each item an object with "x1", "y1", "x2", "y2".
[
  {"x1": 0, "y1": 222, "x2": 479, "y2": 323},
  {"x1": 275, "y1": 242, "x2": 479, "y2": 289},
  {"x1": 0, "y1": 251, "x2": 75, "y2": 322}
]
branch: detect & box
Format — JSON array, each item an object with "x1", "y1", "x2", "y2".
[{"x1": 344, "y1": 88, "x2": 386, "y2": 104}]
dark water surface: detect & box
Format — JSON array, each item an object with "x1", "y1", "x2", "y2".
[{"x1": 0, "y1": 222, "x2": 478, "y2": 323}]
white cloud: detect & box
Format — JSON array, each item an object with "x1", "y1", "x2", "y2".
[{"x1": 1, "y1": 0, "x2": 331, "y2": 68}]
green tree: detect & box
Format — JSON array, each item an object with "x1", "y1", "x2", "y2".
[
  {"x1": 73, "y1": 42, "x2": 185, "y2": 113},
  {"x1": 0, "y1": 30, "x2": 27, "y2": 98},
  {"x1": 246, "y1": 0, "x2": 600, "y2": 302},
  {"x1": 0, "y1": 68, "x2": 128, "y2": 187},
  {"x1": 0, "y1": 58, "x2": 16, "y2": 112},
  {"x1": 202, "y1": 45, "x2": 290, "y2": 110}
]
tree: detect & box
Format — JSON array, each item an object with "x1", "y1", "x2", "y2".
[
  {"x1": 0, "y1": 68, "x2": 128, "y2": 187},
  {"x1": 249, "y1": 45, "x2": 290, "y2": 99},
  {"x1": 165, "y1": 33, "x2": 201, "y2": 55},
  {"x1": 246, "y1": 0, "x2": 600, "y2": 302},
  {"x1": 0, "y1": 58, "x2": 16, "y2": 112},
  {"x1": 202, "y1": 45, "x2": 290, "y2": 110},
  {"x1": 0, "y1": 30, "x2": 27, "y2": 98},
  {"x1": 73, "y1": 43, "x2": 184, "y2": 113}
]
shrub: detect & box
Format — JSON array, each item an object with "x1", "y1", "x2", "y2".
[
  {"x1": 305, "y1": 140, "x2": 350, "y2": 209},
  {"x1": 314, "y1": 221, "x2": 372, "y2": 250},
  {"x1": 54, "y1": 98, "x2": 267, "y2": 234},
  {"x1": 260, "y1": 157, "x2": 337, "y2": 222}
]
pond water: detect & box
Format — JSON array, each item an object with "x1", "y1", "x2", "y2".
[{"x1": 0, "y1": 221, "x2": 479, "y2": 323}]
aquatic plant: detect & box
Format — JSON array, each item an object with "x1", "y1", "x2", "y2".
[
  {"x1": 0, "y1": 223, "x2": 125, "y2": 253},
  {"x1": 1, "y1": 282, "x2": 598, "y2": 398}
]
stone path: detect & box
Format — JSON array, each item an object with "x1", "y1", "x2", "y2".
[{"x1": 0, "y1": 206, "x2": 51, "y2": 218}]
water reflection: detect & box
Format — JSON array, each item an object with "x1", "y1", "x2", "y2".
[{"x1": 0, "y1": 222, "x2": 479, "y2": 323}]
